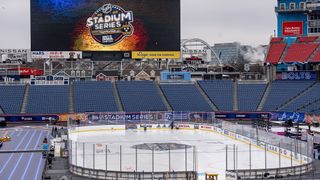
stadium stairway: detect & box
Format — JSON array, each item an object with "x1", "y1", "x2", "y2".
[
  {"x1": 233, "y1": 81, "x2": 238, "y2": 111},
  {"x1": 112, "y1": 81, "x2": 124, "y2": 112},
  {"x1": 297, "y1": 98, "x2": 320, "y2": 113},
  {"x1": 155, "y1": 82, "x2": 173, "y2": 111},
  {"x1": 278, "y1": 44, "x2": 289, "y2": 63},
  {"x1": 277, "y1": 81, "x2": 318, "y2": 111},
  {"x1": 307, "y1": 45, "x2": 320, "y2": 63},
  {"x1": 20, "y1": 84, "x2": 30, "y2": 114},
  {"x1": 0, "y1": 106, "x2": 4, "y2": 114},
  {"x1": 257, "y1": 82, "x2": 271, "y2": 111},
  {"x1": 69, "y1": 84, "x2": 74, "y2": 113},
  {"x1": 194, "y1": 82, "x2": 218, "y2": 111}
]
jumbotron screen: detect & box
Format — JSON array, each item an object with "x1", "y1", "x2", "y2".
[{"x1": 31, "y1": 0, "x2": 180, "y2": 54}]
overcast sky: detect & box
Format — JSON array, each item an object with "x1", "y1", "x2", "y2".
[{"x1": 0, "y1": 0, "x2": 277, "y2": 49}]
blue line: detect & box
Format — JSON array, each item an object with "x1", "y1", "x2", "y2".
[
  {"x1": 0, "y1": 130, "x2": 30, "y2": 175},
  {"x1": 20, "y1": 131, "x2": 44, "y2": 180},
  {"x1": 7, "y1": 130, "x2": 38, "y2": 180},
  {"x1": 34, "y1": 131, "x2": 50, "y2": 180}
]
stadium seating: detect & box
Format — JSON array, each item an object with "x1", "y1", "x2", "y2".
[
  {"x1": 198, "y1": 80, "x2": 233, "y2": 111},
  {"x1": 262, "y1": 81, "x2": 315, "y2": 111},
  {"x1": 116, "y1": 81, "x2": 167, "y2": 112},
  {"x1": 270, "y1": 37, "x2": 283, "y2": 43},
  {"x1": 73, "y1": 81, "x2": 118, "y2": 112},
  {"x1": 0, "y1": 85, "x2": 25, "y2": 114},
  {"x1": 160, "y1": 83, "x2": 212, "y2": 112},
  {"x1": 265, "y1": 43, "x2": 286, "y2": 64},
  {"x1": 297, "y1": 36, "x2": 318, "y2": 43},
  {"x1": 237, "y1": 83, "x2": 267, "y2": 111},
  {"x1": 0, "y1": 79, "x2": 318, "y2": 115},
  {"x1": 26, "y1": 85, "x2": 69, "y2": 114},
  {"x1": 283, "y1": 43, "x2": 318, "y2": 63},
  {"x1": 310, "y1": 50, "x2": 320, "y2": 62},
  {"x1": 298, "y1": 99, "x2": 320, "y2": 114},
  {"x1": 282, "y1": 83, "x2": 320, "y2": 112}
]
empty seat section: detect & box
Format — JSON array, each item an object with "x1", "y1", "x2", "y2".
[
  {"x1": 299, "y1": 100, "x2": 320, "y2": 113},
  {"x1": 265, "y1": 43, "x2": 286, "y2": 64},
  {"x1": 198, "y1": 80, "x2": 233, "y2": 111},
  {"x1": 237, "y1": 84, "x2": 267, "y2": 111},
  {"x1": 73, "y1": 81, "x2": 118, "y2": 112},
  {"x1": 283, "y1": 43, "x2": 318, "y2": 63},
  {"x1": 0, "y1": 85, "x2": 25, "y2": 114},
  {"x1": 282, "y1": 83, "x2": 320, "y2": 112},
  {"x1": 27, "y1": 85, "x2": 69, "y2": 114},
  {"x1": 160, "y1": 84, "x2": 211, "y2": 112},
  {"x1": 312, "y1": 107, "x2": 320, "y2": 115},
  {"x1": 262, "y1": 81, "x2": 314, "y2": 111},
  {"x1": 311, "y1": 50, "x2": 320, "y2": 62},
  {"x1": 270, "y1": 38, "x2": 283, "y2": 43},
  {"x1": 297, "y1": 36, "x2": 318, "y2": 43},
  {"x1": 117, "y1": 81, "x2": 167, "y2": 112}
]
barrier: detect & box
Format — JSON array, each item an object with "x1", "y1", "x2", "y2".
[
  {"x1": 67, "y1": 112, "x2": 314, "y2": 180},
  {"x1": 226, "y1": 162, "x2": 313, "y2": 180},
  {"x1": 70, "y1": 164, "x2": 197, "y2": 180}
]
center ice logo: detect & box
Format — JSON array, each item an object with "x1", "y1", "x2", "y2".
[{"x1": 86, "y1": 4, "x2": 134, "y2": 46}]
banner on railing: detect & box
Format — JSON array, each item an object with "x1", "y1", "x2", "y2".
[
  {"x1": 271, "y1": 112, "x2": 305, "y2": 123},
  {"x1": 2, "y1": 115, "x2": 59, "y2": 122}
]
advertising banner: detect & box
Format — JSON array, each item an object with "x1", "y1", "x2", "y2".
[
  {"x1": 2, "y1": 115, "x2": 59, "y2": 122},
  {"x1": 160, "y1": 71, "x2": 191, "y2": 81},
  {"x1": 0, "y1": 49, "x2": 31, "y2": 63},
  {"x1": 271, "y1": 112, "x2": 305, "y2": 123},
  {"x1": 132, "y1": 51, "x2": 180, "y2": 59},
  {"x1": 31, "y1": 51, "x2": 82, "y2": 59},
  {"x1": 276, "y1": 71, "x2": 317, "y2": 80},
  {"x1": 282, "y1": 21, "x2": 303, "y2": 36},
  {"x1": 214, "y1": 112, "x2": 270, "y2": 120},
  {"x1": 87, "y1": 112, "x2": 158, "y2": 122}
]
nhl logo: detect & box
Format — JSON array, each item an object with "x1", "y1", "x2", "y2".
[{"x1": 86, "y1": 4, "x2": 134, "y2": 46}]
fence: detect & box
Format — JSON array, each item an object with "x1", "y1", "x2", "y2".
[{"x1": 67, "y1": 111, "x2": 314, "y2": 179}]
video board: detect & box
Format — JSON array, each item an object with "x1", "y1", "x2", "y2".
[{"x1": 31, "y1": 0, "x2": 181, "y2": 58}]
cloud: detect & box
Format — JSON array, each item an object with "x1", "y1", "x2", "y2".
[{"x1": 0, "y1": 0, "x2": 276, "y2": 49}]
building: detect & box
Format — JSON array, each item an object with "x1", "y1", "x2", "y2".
[
  {"x1": 276, "y1": 0, "x2": 320, "y2": 37},
  {"x1": 212, "y1": 42, "x2": 241, "y2": 63}
]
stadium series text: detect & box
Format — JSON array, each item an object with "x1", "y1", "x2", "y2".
[{"x1": 86, "y1": 12, "x2": 133, "y2": 30}]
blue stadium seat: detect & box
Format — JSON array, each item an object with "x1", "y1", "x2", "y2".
[
  {"x1": 116, "y1": 81, "x2": 167, "y2": 112},
  {"x1": 237, "y1": 83, "x2": 267, "y2": 111},
  {"x1": 262, "y1": 80, "x2": 314, "y2": 111},
  {"x1": 73, "y1": 81, "x2": 118, "y2": 112},
  {"x1": 160, "y1": 83, "x2": 211, "y2": 112},
  {"x1": 26, "y1": 85, "x2": 69, "y2": 114},
  {"x1": 0, "y1": 85, "x2": 25, "y2": 114},
  {"x1": 198, "y1": 80, "x2": 234, "y2": 111},
  {"x1": 282, "y1": 83, "x2": 320, "y2": 112}
]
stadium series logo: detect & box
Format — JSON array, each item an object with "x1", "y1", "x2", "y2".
[{"x1": 86, "y1": 4, "x2": 134, "y2": 46}]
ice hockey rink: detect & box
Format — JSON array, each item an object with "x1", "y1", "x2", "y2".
[{"x1": 69, "y1": 128, "x2": 301, "y2": 180}]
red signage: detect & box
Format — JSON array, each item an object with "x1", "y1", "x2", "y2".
[
  {"x1": 282, "y1": 22, "x2": 303, "y2": 36},
  {"x1": 9, "y1": 68, "x2": 44, "y2": 76}
]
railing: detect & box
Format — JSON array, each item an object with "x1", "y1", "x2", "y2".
[
  {"x1": 67, "y1": 111, "x2": 314, "y2": 179},
  {"x1": 275, "y1": 7, "x2": 307, "y2": 12},
  {"x1": 226, "y1": 162, "x2": 313, "y2": 179},
  {"x1": 70, "y1": 164, "x2": 197, "y2": 180}
]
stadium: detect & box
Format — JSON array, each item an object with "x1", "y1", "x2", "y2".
[{"x1": 0, "y1": 0, "x2": 320, "y2": 180}]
